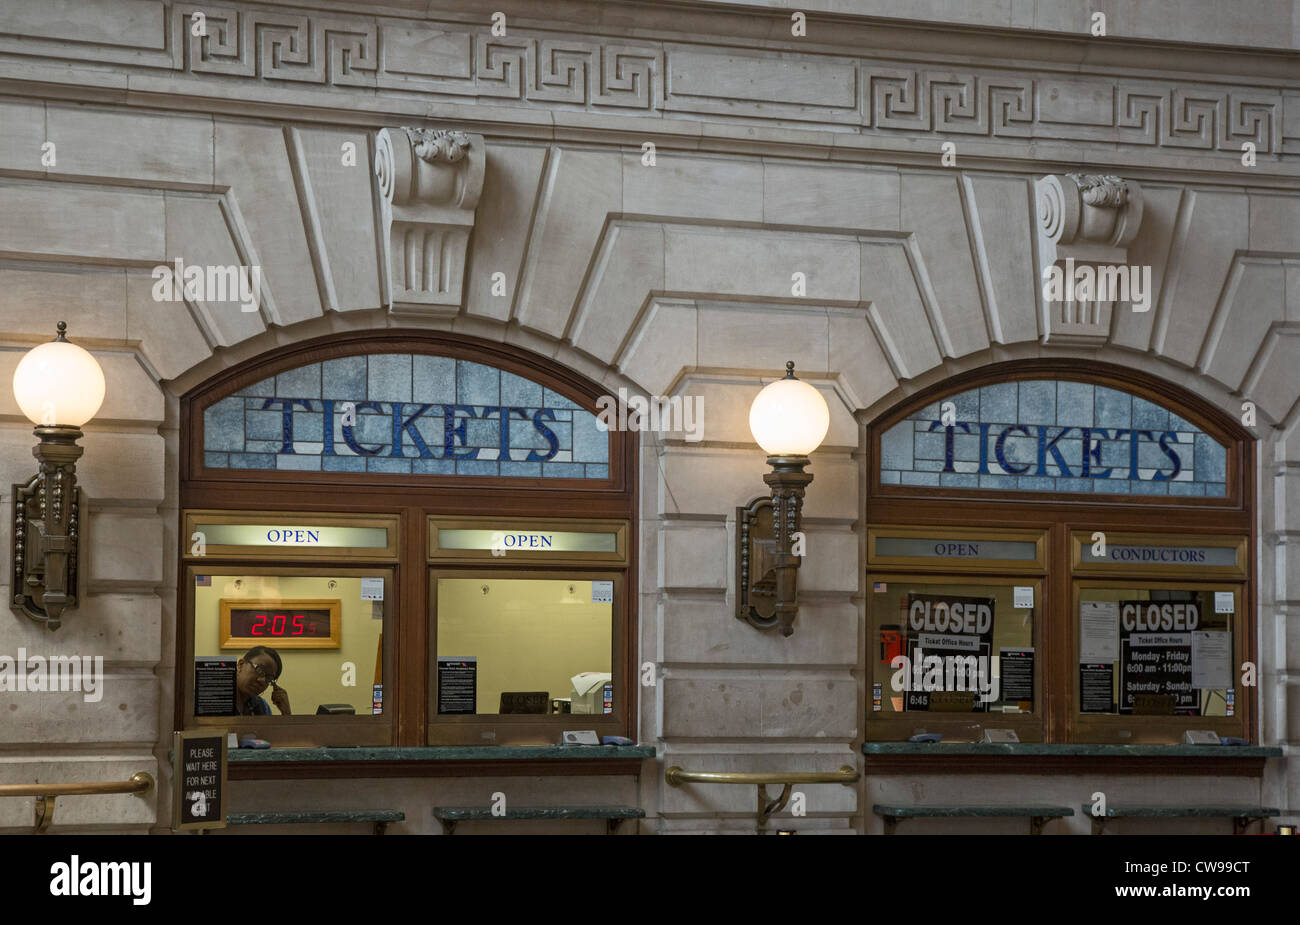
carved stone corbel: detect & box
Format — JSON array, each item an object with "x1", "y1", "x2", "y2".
[
  {"x1": 1035, "y1": 173, "x2": 1145, "y2": 347},
  {"x1": 374, "y1": 127, "x2": 485, "y2": 314}
]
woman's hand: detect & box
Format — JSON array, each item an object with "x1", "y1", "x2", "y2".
[{"x1": 270, "y1": 684, "x2": 292, "y2": 715}]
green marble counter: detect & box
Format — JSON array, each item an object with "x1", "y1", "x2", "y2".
[
  {"x1": 227, "y1": 745, "x2": 656, "y2": 762},
  {"x1": 875, "y1": 804, "x2": 1074, "y2": 818},
  {"x1": 227, "y1": 810, "x2": 405, "y2": 824},
  {"x1": 1082, "y1": 804, "x2": 1279, "y2": 818},
  {"x1": 433, "y1": 805, "x2": 645, "y2": 820},
  {"x1": 862, "y1": 742, "x2": 1282, "y2": 757}
]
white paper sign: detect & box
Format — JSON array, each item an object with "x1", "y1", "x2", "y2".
[
  {"x1": 1191, "y1": 631, "x2": 1231, "y2": 689},
  {"x1": 1013, "y1": 586, "x2": 1034, "y2": 609},
  {"x1": 591, "y1": 580, "x2": 614, "y2": 604},
  {"x1": 360, "y1": 577, "x2": 384, "y2": 601},
  {"x1": 1079, "y1": 601, "x2": 1119, "y2": 663},
  {"x1": 562, "y1": 730, "x2": 601, "y2": 745},
  {"x1": 1214, "y1": 591, "x2": 1234, "y2": 614}
]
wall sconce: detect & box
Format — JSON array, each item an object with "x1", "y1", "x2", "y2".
[
  {"x1": 10, "y1": 322, "x2": 104, "y2": 630},
  {"x1": 736, "y1": 362, "x2": 829, "y2": 637}
]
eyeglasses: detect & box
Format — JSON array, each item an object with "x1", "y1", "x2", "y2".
[{"x1": 245, "y1": 661, "x2": 278, "y2": 684}]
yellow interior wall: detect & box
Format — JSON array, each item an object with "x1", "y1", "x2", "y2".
[
  {"x1": 436, "y1": 578, "x2": 611, "y2": 713},
  {"x1": 195, "y1": 575, "x2": 383, "y2": 715}
]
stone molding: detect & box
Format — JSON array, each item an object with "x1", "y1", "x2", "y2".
[
  {"x1": 0, "y1": 2, "x2": 1294, "y2": 165},
  {"x1": 374, "y1": 126, "x2": 485, "y2": 313},
  {"x1": 1035, "y1": 172, "x2": 1145, "y2": 348}
]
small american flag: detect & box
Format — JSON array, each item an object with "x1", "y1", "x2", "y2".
[{"x1": 872, "y1": 582, "x2": 887, "y2": 593}]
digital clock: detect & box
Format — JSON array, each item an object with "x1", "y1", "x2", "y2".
[{"x1": 219, "y1": 599, "x2": 341, "y2": 649}]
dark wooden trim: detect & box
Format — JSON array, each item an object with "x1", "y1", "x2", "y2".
[
  {"x1": 227, "y1": 759, "x2": 648, "y2": 780},
  {"x1": 424, "y1": 564, "x2": 629, "y2": 745},
  {"x1": 176, "y1": 331, "x2": 639, "y2": 755},
  {"x1": 867, "y1": 358, "x2": 1250, "y2": 510},
  {"x1": 181, "y1": 328, "x2": 629, "y2": 493},
  {"x1": 864, "y1": 358, "x2": 1257, "y2": 745}
]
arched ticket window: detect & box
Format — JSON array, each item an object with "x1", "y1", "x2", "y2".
[
  {"x1": 865, "y1": 360, "x2": 1254, "y2": 745},
  {"x1": 178, "y1": 331, "x2": 636, "y2": 749}
]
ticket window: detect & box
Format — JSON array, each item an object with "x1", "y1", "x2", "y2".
[
  {"x1": 1076, "y1": 586, "x2": 1235, "y2": 718},
  {"x1": 1070, "y1": 533, "x2": 1248, "y2": 743},
  {"x1": 866, "y1": 527, "x2": 1047, "y2": 742},
  {"x1": 181, "y1": 512, "x2": 398, "y2": 746},
  {"x1": 426, "y1": 518, "x2": 628, "y2": 745}
]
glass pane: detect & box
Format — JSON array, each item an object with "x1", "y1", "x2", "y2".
[
  {"x1": 869, "y1": 579, "x2": 1036, "y2": 717},
  {"x1": 877, "y1": 380, "x2": 1228, "y2": 497},
  {"x1": 1078, "y1": 587, "x2": 1234, "y2": 717},
  {"x1": 192, "y1": 573, "x2": 386, "y2": 718},
  {"x1": 201, "y1": 354, "x2": 610, "y2": 478},
  {"x1": 435, "y1": 578, "x2": 613, "y2": 716}
]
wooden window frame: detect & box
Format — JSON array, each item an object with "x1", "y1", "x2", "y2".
[
  {"x1": 176, "y1": 330, "x2": 639, "y2": 763},
  {"x1": 426, "y1": 566, "x2": 628, "y2": 745},
  {"x1": 865, "y1": 359, "x2": 1256, "y2": 746},
  {"x1": 181, "y1": 561, "x2": 396, "y2": 746},
  {"x1": 1070, "y1": 578, "x2": 1247, "y2": 743},
  {"x1": 865, "y1": 570, "x2": 1046, "y2": 742}
]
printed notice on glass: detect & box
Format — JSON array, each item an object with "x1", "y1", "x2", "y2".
[
  {"x1": 591, "y1": 580, "x2": 614, "y2": 604},
  {"x1": 999, "y1": 647, "x2": 1034, "y2": 709},
  {"x1": 437, "y1": 656, "x2": 477, "y2": 714},
  {"x1": 1080, "y1": 663, "x2": 1114, "y2": 713},
  {"x1": 1079, "y1": 601, "x2": 1119, "y2": 663},
  {"x1": 194, "y1": 657, "x2": 237, "y2": 716},
  {"x1": 1013, "y1": 586, "x2": 1034, "y2": 609},
  {"x1": 1191, "y1": 631, "x2": 1231, "y2": 689},
  {"x1": 1214, "y1": 591, "x2": 1234, "y2": 614},
  {"x1": 361, "y1": 577, "x2": 384, "y2": 601}
]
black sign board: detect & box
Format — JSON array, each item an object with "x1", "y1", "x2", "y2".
[
  {"x1": 999, "y1": 648, "x2": 1034, "y2": 709},
  {"x1": 172, "y1": 730, "x2": 227, "y2": 831},
  {"x1": 437, "y1": 656, "x2": 477, "y2": 714},
  {"x1": 1080, "y1": 663, "x2": 1114, "y2": 713},
  {"x1": 194, "y1": 657, "x2": 236, "y2": 716},
  {"x1": 1118, "y1": 600, "x2": 1197, "y2": 715},
  {"x1": 902, "y1": 594, "x2": 995, "y2": 713}
]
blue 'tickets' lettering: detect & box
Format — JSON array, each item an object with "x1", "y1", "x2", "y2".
[
  {"x1": 442, "y1": 405, "x2": 479, "y2": 459},
  {"x1": 391, "y1": 403, "x2": 435, "y2": 458},
  {"x1": 1036, "y1": 425, "x2": 1073, "y2": 477},
  {"x1": 261, "y1": 398, "x2": 313, "y2": 454},
  {"x1": 527, "y1": 409, "x2": 560, "y2": 462},
  {"x1": 928, "y1": 420, "x2": 971, "y2": 473}
]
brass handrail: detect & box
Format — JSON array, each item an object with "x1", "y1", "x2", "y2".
[
  {"x1": 665, "y1": 765, "x2": 859, "y2": 832},
  {"x1": 0, "y1": 771, "x2": 154, "y2": 798},
  {"x1": 665, "y1": 766, "x2": 858, "y2": 787},
  {"x1": 0, "y1": 771, "x2": 154, "y2": 834}
]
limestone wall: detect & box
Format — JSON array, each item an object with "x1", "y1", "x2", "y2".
[{"x1": 0, "y1": 0, "x2": 1297, "y2": 833}]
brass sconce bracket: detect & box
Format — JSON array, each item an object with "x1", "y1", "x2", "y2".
[
  {"x1": 11, "y1": 425, "x2": 85, "y2": 630},
  {"x1": 736, "y1": 456, "x2": 812, "y2": 637}
]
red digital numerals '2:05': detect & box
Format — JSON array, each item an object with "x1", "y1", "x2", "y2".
[{"x1": 248, "y1": 613, "x2": 316, "y2": 636}]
